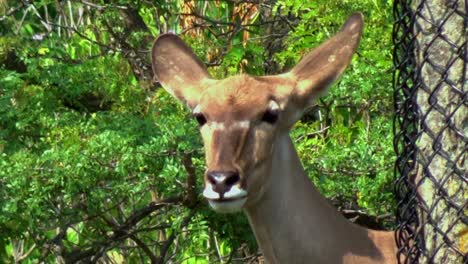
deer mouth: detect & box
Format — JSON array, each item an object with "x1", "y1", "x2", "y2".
[
  {"x1": 203, "y1": 184, "x2": 247, "y2": 213},
  {"x1": 207, "y1": 197, "x2": 247, "y2": 213}
]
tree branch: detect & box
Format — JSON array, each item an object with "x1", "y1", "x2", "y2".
[
  {"x1": 182, "y1": 153, "x2": 198, "y2": 208},
  {"x1": 157, "y1": 210, "x2": 195, "y2": 264}
]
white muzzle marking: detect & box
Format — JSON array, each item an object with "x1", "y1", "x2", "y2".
[
  {"x1": 203, "y1": 183, "x2": 248, "y2": 213},
  {"x1": 208, "y1": 198, "x2": 247, "y2": 213}
]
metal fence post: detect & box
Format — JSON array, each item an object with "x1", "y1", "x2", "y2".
[{"x1": 393, "y1": 0, "x2": 467, "y2": 263}]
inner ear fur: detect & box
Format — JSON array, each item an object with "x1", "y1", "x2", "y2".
[
  {"x1": 151, "y1": 34, "x2": 211, "y2": 108},
  {"x1": 287, "y1": 13, "x2": 364, "y2": 108}
]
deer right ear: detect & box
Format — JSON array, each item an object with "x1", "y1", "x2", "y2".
[
  {"x1": 258, "y1": 13, "x2": 363, "y2": 129},
  {"x1": 151, "y1": 34, "x2": 212, "y2": 109}
]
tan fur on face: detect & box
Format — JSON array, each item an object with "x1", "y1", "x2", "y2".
[
  {"x1": 198, "y1": 75, "x2": 275, "y2": 121},
  {"x1": 196, "y1": 75, "x2": 280, "y2": 200}
]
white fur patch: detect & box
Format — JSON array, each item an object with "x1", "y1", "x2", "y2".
[
  {"x1": 224, "y1": 185, "x2": 248, "y2": 199},
  {"x1": 208, "y1": 198, "x2": 247, "y2": 213},
  {"x1": 268, "y1": 100, "x2": 280, "y2": 111},
  {"x1": 202, "y1": 184, "x2": 247, "y2": 200},
  {"x1": 192, "y1": 105, "x2": 201, "y2": 114},
  {"x1": 203, "y1": 184, "x2": 248, "y2": 213},
  {"x1": 203, "y1": 184, "x2": 221, "y2": 199},
  {"x1": 231, "y1": 120, "x2": 250, "y2": 129},
  {"x1": 207, "y1": 121, "x2": 250, "y2": 131},
  {"x1": 210, "y1": 122, "x2": 225, "y2": 130}
]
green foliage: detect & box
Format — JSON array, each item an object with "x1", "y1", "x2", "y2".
[{"x1": 0, "y1": 0, "x2": 396, "y2": 262}]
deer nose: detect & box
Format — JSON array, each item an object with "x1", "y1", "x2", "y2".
[{"x1": 206, "y1": 171, "x2": 240, "y2": 197}]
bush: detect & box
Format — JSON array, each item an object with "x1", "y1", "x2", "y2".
[{"x1": 0, "y1": 0, "x2": 395, "y2": 262}]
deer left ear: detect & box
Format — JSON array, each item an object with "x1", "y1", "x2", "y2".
[
  {"x1": 152, "y1": 34, "x2": 212, "y2": 109},
  {"x1": 285, "y1": 13, "x2": 364, "y2": 109}
]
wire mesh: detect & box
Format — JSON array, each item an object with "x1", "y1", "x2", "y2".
[{"x1": 393, "y1": 0, "x2": 467, "y2": 263}]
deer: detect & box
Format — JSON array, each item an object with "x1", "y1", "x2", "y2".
[{"x1": 151, "y1": 13, "x2": 397, "y2": 264}]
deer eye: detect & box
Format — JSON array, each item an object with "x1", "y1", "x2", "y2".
[
  {"x1": 261, "y1": 109, "x2": 279, "y2": 124},
  {"x1": 194, "y1": 113, "x2": 207, "y2": 126}
]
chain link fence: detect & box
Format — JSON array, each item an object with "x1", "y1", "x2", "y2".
[{"x1": 393, "y1": 0, "x2": 467, "y2": 263}]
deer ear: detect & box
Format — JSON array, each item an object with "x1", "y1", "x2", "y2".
[
  {"x1": 152, "y1": 34, "x2": 212, "y2": 108},
  {"x1": 286, "y1": 13, "x2": 364, "y2": 109}
]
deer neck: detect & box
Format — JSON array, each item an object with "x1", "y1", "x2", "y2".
[{"x1": 244, "y1": 133, "x2": 394, "y2": 264}]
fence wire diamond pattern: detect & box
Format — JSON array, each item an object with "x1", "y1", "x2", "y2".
[{"x1": 393, "y1": 0, "x2": 467, "y2": 263}]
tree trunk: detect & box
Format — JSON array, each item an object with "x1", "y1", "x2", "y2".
[{"x1": 410, "y1": 0, "x2": 467, "y2": 262}]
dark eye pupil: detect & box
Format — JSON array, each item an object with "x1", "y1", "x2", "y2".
[
  {"x1": 194, "y1": 113, "x2": 207, "y2": 126},
  {"x1": 261, "y1": 110, "x2": 278, "y2": 124}
]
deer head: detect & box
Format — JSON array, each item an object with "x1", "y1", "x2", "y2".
[{"x1": 151, "y1": 13, "x2": 363, "y2": 213}]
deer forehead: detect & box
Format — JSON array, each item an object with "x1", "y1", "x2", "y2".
[{"x1": 197, "y1": 76, "x2": 274, "y2": 120}]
